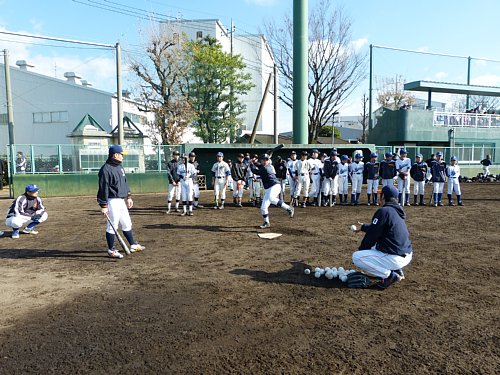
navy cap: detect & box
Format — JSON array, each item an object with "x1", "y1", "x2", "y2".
[
  {"x1": 259, "y1": 153, "x2": 270, "y2": 160},
  {"x1": 385, "y1": 152, "x2": 393, "y2": 158},
  {"x1": 436, "y1": 152, "x2": 443, "y2": 157},
  {"x1": 25, "y1": 184, "x2": 40, "y2": 193},
  {"x1": 312, "y1": 149, "x2": 319, "y2": 153},
  {"x1": 330, "y1": 150, "x2": 337, "y2": 156},
  {"x1": 172, "y1": 150, "x2": 180, "y2": 156},
  {"x1": 291, "y1": 150, "x2": 297, "y2": 155},
  {"x1": 301, "y1": 151, "x2": 308, "y2": 156},
  {"x1": 109, "y1": 145, "x2": 128, "y2": 155},
  {"x1": 370, "y1": 152, "x2": 378, "y2": 158},
  {"x1": 216, "y1": 152, "x2": 224, "y2": 157},
  {"x1": 416, "y1": 153, "x2": 423, "y2": 158},
  {"x1": 341, "y1": 154, "x2": 348, "y2": 161},
  {"x1": 382, "y1": 185, "x2": 399, "y2": 200},
  {"x1": 355, "y1": 153, "x2": 363, "y2": 159},
  {"x1": 399, "y1": 148, "x2": 408, "y2": 154},
  {"x1": 451, "y1": 155, "x2": 458, "y2": 161},
  {"x1": 189, "y1": 152, "x2": 196, "y2": 157}
]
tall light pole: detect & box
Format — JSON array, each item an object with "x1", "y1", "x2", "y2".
[{"x1": 293, "y1": 0, "x2": 308, "y2": 144}]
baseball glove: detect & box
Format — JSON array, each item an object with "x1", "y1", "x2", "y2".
[
  {"x1": 398, "y1": 173, "x2": 407, "y2": 180},
  {"x1": 346, "y1": 272, "x2": 375, "y2": 289}
]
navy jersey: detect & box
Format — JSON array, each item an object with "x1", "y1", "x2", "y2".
[
  {"x1": 322, "y1": 159, "x2": 339, "y2": 178},
  {"x1": 379, "y1": 159, "x2": 397, "y2": 179},
  {"x1": 410, "y1": 162, "x2": 428, "y2": 182},
  {"x1": 97, "y1": 159, "x2": 131, "y2": 206},
  {"x1": 360, "y1": 202, "x2": 413, "y2": 256},
  {"x1": 480, "y1": 158, "x2": 492, "y2": 167},
  {"x1": 166, "y1": 159, "x2": 180, "y2": 183},
  {"x1": 430, "y1": 160, "x2": 447, "y2": 182},
  {"x1": 274, "y1": 160, "x2": 287, "y2": 179},
  {"x1": 250, "y1": 163, "x2": 280, "y2": 189},
  {"x1": 365, "y1": 161, "x2": 380, "y2": 179},
  {"x1": 231, "y1": 161, "x2": 247, "y2": 181}
]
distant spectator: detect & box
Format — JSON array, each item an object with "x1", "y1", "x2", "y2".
[
  {"x1": 52, "y1": 165, "x2": 60, "y2": 173},
  {"x1": 16, "y1": 152, "x2": 26, "y2": 174},
  {"x1": 0, "y1": 158, "x2": 4, "y2": 190}
]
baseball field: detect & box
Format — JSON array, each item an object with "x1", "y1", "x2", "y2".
[{"x1": 0, "y1": 183, "x2": 498, "y2": 374}]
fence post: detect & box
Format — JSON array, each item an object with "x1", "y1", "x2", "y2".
[
  {"x1": 157, "y1": 146, "x2": 161, "y2": 172},
  {"x1": 30, "y1": 145, "x2": 35, "y2": 174},
  {"x1": 58, "y1": 145, "x2": 63, "y2": 174}
]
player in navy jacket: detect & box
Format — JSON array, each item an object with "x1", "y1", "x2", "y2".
[
  {"x1": 430, "y1": 152, "x2": 447, "y2": 206},
  {"x1": 410, "y1": 153, "x2": 428, "y2": 205},
  {"x1": 352, "y1": 185, "x2": 413, "y2": 289}
]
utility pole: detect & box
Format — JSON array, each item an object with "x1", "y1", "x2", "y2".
[
  {"x1": 368, "y1": 44, "x2": 373, "y2": 132},
  {"x1": 293, "y1": 0, "x2": 308, "y2": 144},
  {"x1": 115, "y1": 42, "x2": 124, "y2": 145},
  {"x1": 3, "y1": 50, "x2": 15, "y2": 146},
  {"x1": 273, "y1": 64, "x2": 279, "y2": 144}
]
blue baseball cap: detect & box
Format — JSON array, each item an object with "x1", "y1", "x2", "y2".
[
  {"x1": 259, "y1": 153, "x2": 270, "y2": 160},
  {"x1": 451, "y1": 156, "x2": 458, "y2": 161},
  {"x1": 108, "y1": 145, "x2": 128, "y2": 155},
  {"x1": 399, "y1": 148, "x2": 408, "y2": 154},
  {"x1": 216, "y1": 152, "x2": 224, "y2": 157},
  {"x1": 384, "y1": 152, "x2": 393, "y2": 158},
  {"x1": 25, "y1": 184, "x2": 40, "y2": 193},
  {"x1": 341, "y1": 154, "x2": 349, "y2": 161},
  {"x1": 382, "y1": 185, "x2": 399, "y2": 200},
  {"x1": 312, "y1": 149, "x2": 319, "y2": 154},
  {"x1": 370, "y1": 152, "x2": 378, "y2": 158},
  {"x1": 436, "y1": 152, "x2": 443, "y2": 157},
  {"x1": 355, "y1": 153, "x2": 363, "y2": 159},
  {"x1": 330, "y1": 150, "x2": 338, "y2": 156}
]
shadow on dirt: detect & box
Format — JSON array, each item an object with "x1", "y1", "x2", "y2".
[
  {"x1": 143, "y1": 222, "x2": 256, "y2": 233},
  {"x1": 230, "y1": 261, "x2": 348, "y2": 289},
  {"x1": 0, "y1": 248, "x2": 112, "y2": 261}
]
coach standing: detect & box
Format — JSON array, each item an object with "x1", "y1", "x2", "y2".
[{"x1": 97, "y1": 145, "x2": 145, "y2": 259}]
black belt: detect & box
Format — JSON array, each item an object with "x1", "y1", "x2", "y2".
[
  {"x1": 353, "y1": 172, "x2": 363, "y2": 175},
  {"x1": 312, "y1": 173, "x2": 319, "y2": 175},
  {"x1": 300, "y1": 173, "x2": 307, "y2": 176},
  {"x1": 215, "y1": 176, "x2": 225, "y2": 178}
]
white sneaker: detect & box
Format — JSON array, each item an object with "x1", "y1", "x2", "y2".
[
  {"x1": 107, "y1": 249, "x2": 124, "y2": 259},
  {"x1": 130, "y1": 243, "x2": 145, "y2": 252},
  {"x1": 166, "y1": 209, "x2": 171, "y2": 214},
  {"x1": 12, "y1": 230, "x2": 20, "y2": 239},
  {"x1": 23, "y1": 228, "x2": 39, "y2": 235}
]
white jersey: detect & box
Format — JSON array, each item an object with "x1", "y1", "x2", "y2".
[
  {"x1": 338, "y1": 162, "x2": 349, "y2": 177},
  {"x1": 286, "y1": 159, "x2": 298, "y2": 177},
  {"x1": 308, "y1": 158, "x2": 322, "y2": 175},
  {"x1": 446, "y1": 165, "x2": 460, "y2": 181},
  {"x1": 177, "y1": 162, "x2": 197, "y2": 180},
  {"x1": 396, "y1": 157, "x2": 412, "y2": 173},
  {"x1": 211, "y1": 161, "x2": 231, "y2": 178},
  {"x1": 349, "y1": 161, "x2": 364, "y2": 175},
  {"x1": 295, "y1": 159, "x2": 312, "y2": 175}
]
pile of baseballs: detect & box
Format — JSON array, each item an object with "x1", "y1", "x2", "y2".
[{"x1": 304, "y1": 266, "x2": 356, "y2": 282}]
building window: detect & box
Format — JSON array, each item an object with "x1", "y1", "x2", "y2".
[
  {"x1": 125, "y1": 112, "x2": 147, "y2": 125},
  {"x1": 196, "y1": 31, "x2": 203, "y2": 39},
  {"x1": 33, "y1": 111, "x2": 69, "y2": 123}
]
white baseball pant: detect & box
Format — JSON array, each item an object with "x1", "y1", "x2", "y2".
[
  {"x1": 413, "y1": 180, "x2": 425, "y2": 195},
  {"x1": 447, "y1": 180, "x2": 461, "y2": 195},
  {"x1": 105, "y1": 198, "x2": 132, "y2": 234},
  {"x1": 294, "y1": 175, "x2": 310, "y2": 198},
  {"x1": 433, "y1": 182, "x2": 444, "y2": 194},
  {"x1": 168, "y1": 183, "x2": 181, "y2": 201},
  {"x1": 338, "y1": 175, "x2": 348, "y2": 194},
  {"x1": 397, "y1": 176, "x2": 410, "y2": 194},
  {"x1": 213, "y1": 177, "x2": 227, "y2": 200},
  {"x1": 367, "y1": 179, "x2": 379, "y2": 194},
  {"x1": 233, "y1": 180, "x2": 244, "y2": 198},
  {"x1": 309, "y1": 174, "x2": 321, "y2": 198},
  {"x1": 382, "y1": 178, "x2": 395, "y2": 187},
  {"x1": 322, "y1": 177, "x2": 338, "y2": 196},
  {"x1": 351, "y1": 174, "x2": 363, "y2": 194},
  {"x1": 181, "y1": 179, "x2": 194, "y2": 201},
  {"x1": 287, "y1": 175, "x2": 297, "y2": 197},
  {"x1": 261, "y1": 184, "x2": 290, "y2": 217},
  {"x1": 352, "y1": 248, "x2": 413, "y2": 279},
  {"x1": 6, "y1": 212, "x2": 48, "y2": 229}
]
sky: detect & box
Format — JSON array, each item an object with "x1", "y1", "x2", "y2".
[{"x1": 1, "y1": 0, "x2": 500, "y2": 132}]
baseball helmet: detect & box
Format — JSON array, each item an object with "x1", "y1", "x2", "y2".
[
  {"x1": 341, "y1": 154, "x2": 349, "y2": 161},
  {"x1": 25, "y1": 184, "x2": 40, "y2": 193},
  {"x1": 330, "y1": 150, "x2": 337, "y2": 156},
  {"x1": 370, "y1": 152, "x2": 378, "y2": 158},
  {"x1": 259, "y1": 153, "x2": 270, "y2": 160}
]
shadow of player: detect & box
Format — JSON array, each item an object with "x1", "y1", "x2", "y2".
[
  {"x1": 230, "y1": 261, "x2": 347, "y2": 289},
  {"x1": 0, "y1": 247, "x2": 113, "y2": 262}
]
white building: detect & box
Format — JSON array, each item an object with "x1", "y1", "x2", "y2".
[
  {"x1": 161, "y1": 19, "x2": 276, "y2": 140},
  {"x1": 0, "y1": 60, "x2": 152, "y2": 151}
]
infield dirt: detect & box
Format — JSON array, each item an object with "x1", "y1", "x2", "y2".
[{"x1": 0, "y1": 183, "x2": 498, "y2": 374}]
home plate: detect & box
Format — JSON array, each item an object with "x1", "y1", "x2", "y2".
[{"x1": 257, "y1": 233, "x2": 282, "y2": 239}]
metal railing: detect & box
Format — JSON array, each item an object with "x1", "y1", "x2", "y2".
[{"x1": 433, "y1": 111, "x2": 500, "y2": 128}]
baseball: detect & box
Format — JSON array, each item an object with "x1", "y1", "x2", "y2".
[
  {"x1": 338, "y1": 267, "x2": 345, "y2": 273},
  {"x1": 314, "y1": 267, "x2": 321, "y2": 273},
  {"x1": 350, "y1": 224, "x2": 357, "y2": 232},
  {"x1": 314, "y1": 271, "x2": 321, "y2": 278},
  {"x1": 304, "y1": 268, "x2": 311, "y2": 275},
  {"x1": 331, "y1": 270, "x2": 338, "y2": 278},
  {"x1": 340, "y1": 275, "x2": 348, "y2": 282},
  {"x1": 325, "y1": 270, "x2": 334, "y2": 280}
]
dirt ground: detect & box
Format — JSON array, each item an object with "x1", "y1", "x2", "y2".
[{"x1": 0, "y1": 183, "x2": 498, "y2": 374}]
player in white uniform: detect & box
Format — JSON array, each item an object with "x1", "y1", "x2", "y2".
[
  {"x1": 177, "y1": 154, "x2": 197, "y2": 216},
  {"x1": 338, "y1": 155, "x2": 350, "y2": 205},
  {"x1": 293, "y1": 151, "x2": 312, "y2": 208},
  {"x1": 446, "y1": 156, "x2": 463, "y2": 206},
  {"x1": 349, "y1": 153, "x2": 364, "y2": 205},
  {"x1": 286, "y1": 151, "x2": 298, "y2": 204},
  {"x1": 396, "y1": 149, "x2": 412, "y2": 206},
  {"x1": 308, "y1": 149, "x2": 323, "y2": 206},
  {"x1": 188, "y1": 152, "x2": 203, "y2": 209},
  {"x1": 211, "y1": 152, "x2": 231, "y2": 209}
]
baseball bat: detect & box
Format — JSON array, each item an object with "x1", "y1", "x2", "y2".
[
  {"x1": 267, "y1": 143, "x2": 284, "y2": 158},
  {"x1": 105, "y1": 212, "x2": 131, "y2": 255},
  {"x1": 329, "y1": 179, "x2": 333, "y2": 207}
]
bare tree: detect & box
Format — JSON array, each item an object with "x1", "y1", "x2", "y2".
[
  {"x1": 263, "y1": 0, "x2": 366, "y2": 143},
  {"x1": 451, "y1": 95, "x2": 499, "y2": 113},
  {"x1": 359, "y1": 93, "x2": 368, "y2": 143},
  {"x1": 376, "y1": 75, "x2": 415, "y2": 111},
  {"x1": 129, "y1": 26, "x2": 194, "y2": 145}
]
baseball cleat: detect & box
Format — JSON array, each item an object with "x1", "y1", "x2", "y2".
[
  {"x1": 448, "y1": 201, "x2": 455, "y2": 206},
  {"x1": 22, "y1": 228, "x2": 39, "y2": 235},
  {"x1": 437, "y1": 202, "x2": 443, "y2": 206},
  {"x1": 219, "y1": 205, "x2": 224, "y2": 210},
  {"x1": 259, "y1": 222, "x2": 271, "y2": 229},
  {"x1": 107, "y1": 249, "x2": 124, "y2": 259},
  {"x1": 394, "y1": 269, "x2": 405, "y2": 280},
  {"x1": 180, "y1": 211, "x2": 187, "y2": 216},
  {"x1": 12, "y1": 230, "x2": 20, "y2": 239},
  {"x1": 166, "y1": 209, "x2": 171, "y2": 214},
  {"x1": 130, "y1": 243, "x2": 145, "y2": 252},
  {"x1": 287, "y1": 207, "x2": 295, "y2": 218},
  {"x1": 376, "y1": 271, "x2": 402, "y2": 289},
  {"x1": 175, "y1": 208, "x2": 181, "y2": 213},
  {"x1": 188, "y1": 211, "x2": 194, "y2": 216},
  {"x1": 458, "y1": 201, "x2": 464, "y2": 206}
]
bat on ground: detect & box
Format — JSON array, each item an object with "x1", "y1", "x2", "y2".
[
  {"x1": 104, "y1": 212, "x2": 131, "y2": 255},
  {"x1": 329, "y1": 179, "x2": 333, "y2": 207},
  {"x1": 267, "y1": 143, "x2": 284, "y2": 158}
]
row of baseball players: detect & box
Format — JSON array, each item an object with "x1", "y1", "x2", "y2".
[{"x1": 284, "y1": 148, "x2": 464, "y2": 207}]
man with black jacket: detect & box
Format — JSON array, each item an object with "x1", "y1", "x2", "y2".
[
  {"x1": 231, "y1": 153, "x2": 247, "y2": 207},
  {"x1": 166, "y1": 150, "x2": 181, "y2": 214},
  {"x1": 351, "y1": 185, "x2": 413, "y2": 288}
]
